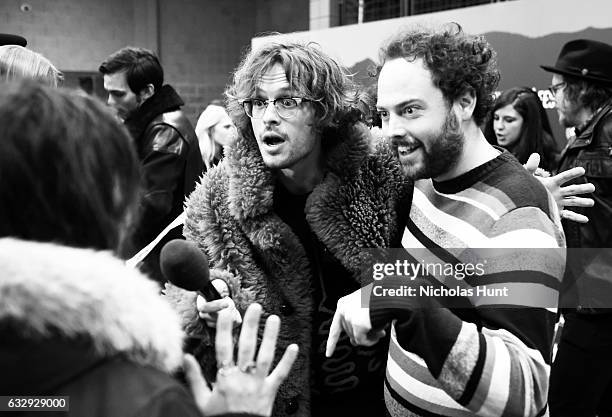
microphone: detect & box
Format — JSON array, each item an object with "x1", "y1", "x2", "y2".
[{"x1": 160, "y1": 239, "x2": 222, "y2": 301}]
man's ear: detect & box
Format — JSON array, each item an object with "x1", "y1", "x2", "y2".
[
  {"x1": 138, "y1": 84, "x2": 155, "y2": 103},
  {"x1": 454, "y1": 89, "x2": 477, "y2": 121}
]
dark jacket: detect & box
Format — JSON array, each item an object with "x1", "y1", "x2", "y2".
[
  {"x1": 165, "y1": 121, "x2": 413, "y2": 417},
  {"x1": 557, "y1": 99, "x2": 612, "y2": 312},
  {"x1": 124, "y1": 85, "x2": 204, "y2": 282},
  {"x1": 0, "y1": 238, "x2": 201, "y2": 417}
]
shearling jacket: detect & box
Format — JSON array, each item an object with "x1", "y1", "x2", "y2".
[
  {"x1": 0, "y1": 238, "x2": 207, "y2": 417},
  {"x1": 165, "y1": 120, "x2": 413, "y2": 417}
]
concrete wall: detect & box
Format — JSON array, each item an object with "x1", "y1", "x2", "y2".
[
  {"x1": 255, "y1": 0, "x2": 309, "y2": 35},
  {"x1": 159, "y1": 0, "x2": 257, "y2": 122},
  {"x1": 1, "y1": 0, "x2": 135, "y2": 71},
  {"x1": 1, "y1": 0, "x2": 309, "y2": 124}
]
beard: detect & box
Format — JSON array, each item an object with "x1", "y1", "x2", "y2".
[{"x1": 397, "y1": 110, "x2": 464, "y2": 180}]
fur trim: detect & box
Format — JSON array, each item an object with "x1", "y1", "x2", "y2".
[
  {"x1": 0, "y1": 238, "x2": 184, "y2": 373},
  {"x1": 307, "y1": 137, "x2": 412, "y2": 282},
  {"x1": 178, "y1": 118, "x2": 413, "y2": 417}
]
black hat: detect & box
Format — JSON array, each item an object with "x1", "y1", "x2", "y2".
[
  {"x1": 0, "y1": 33, "x2": 27, "y2": 47},
  {"x1": 541, "y1": 39, "x2": 612, "y2": 86}
]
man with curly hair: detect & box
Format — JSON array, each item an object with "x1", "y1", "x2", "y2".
[
  {"x1": 328, "y1": 25, "x2": 566, "y2": 416},
  {"x1": 166, "y1": 41, "x2": 412, "y2": 417}
]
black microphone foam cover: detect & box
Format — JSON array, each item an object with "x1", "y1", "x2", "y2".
[{"x1": 160, "y1": 239, "x2": 221, "y2": 300}]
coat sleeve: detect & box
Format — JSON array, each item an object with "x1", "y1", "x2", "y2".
[{"x1": 130, "y1": 123, "x2": 189, "y2": 254}]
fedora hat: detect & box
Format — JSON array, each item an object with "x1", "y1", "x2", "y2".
[
  {"x1": 0, "y1": 33, "x2": 27, "y2": 47},
  {"x1": 541, "y1": 39, "x2": 612, "y2": 85}
]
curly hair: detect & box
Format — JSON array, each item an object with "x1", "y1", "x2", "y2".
[
  {"x1": 226, "y1": 41, "x2": 358, "y2": 140},
  {"x1": 379, "y1": 24, "x2": 500, "y2": 125}
]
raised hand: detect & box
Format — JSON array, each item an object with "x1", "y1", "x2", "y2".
[
  {"x1": 525, "y1": 153, "x2": 595, "y2": 223},
  {"x1": 184, "y1": 303, "x2": 298, "y2": 417}
]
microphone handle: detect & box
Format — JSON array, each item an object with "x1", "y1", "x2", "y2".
[{"x1": 197, "y1": 283, "x2": 222, "y2": 302}]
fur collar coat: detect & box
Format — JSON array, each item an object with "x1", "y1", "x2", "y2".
[
  {"x1": 165, "y1": 121, "x2": 413, "y2": 417},
  {"x1": 0, "y1": 238, "x2": 203, "y2": 417}
]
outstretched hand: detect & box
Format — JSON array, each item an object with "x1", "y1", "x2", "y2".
[
  {"x1": 184, "y1": 303, "x2": 299, "y2": 417},
  {"x1": 525, "y1": 153, "x2": 595, "y2": 223}
]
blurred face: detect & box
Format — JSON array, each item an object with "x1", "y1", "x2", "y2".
[
  {"x1": 376, "y1": 58, "x2": 464, "y2": 180},
  {"x1": 550, "y1": 73, "x2": 581, "y2": 128},
  {"x1": 211, "y1": 114, "x2": 237, "y2": 147},
  {"x1": 103, "y1": 71, "x2": 143, "y2": 121},
  {"x1": 249, "y1": 63, "x2": 320, "y2": 170},
  {"x1": 493, "y1": 104, "x2": 523, "y2": 148}
]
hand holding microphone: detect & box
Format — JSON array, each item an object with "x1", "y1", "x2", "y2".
[
  {"x1": 160, "y1": 239, "x2": 241, "y2": 327},
  {"x1": 196, "y1": 293, "x2": 241, "y2": 328}
]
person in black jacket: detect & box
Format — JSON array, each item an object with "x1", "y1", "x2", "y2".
[
  {"x1": 542, "y1": 39, "x2": 612, "y2": 417},
  {"x1": 0, "y1": 81, "x2": 296, "y2": 417},
  {"x1": 99, "y1": 47, "x2": 204, "y2": 283}
]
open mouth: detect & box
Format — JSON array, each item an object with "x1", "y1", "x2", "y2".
[{"x1": 262, "y1": 133, "x2": 285, "y2": 147}]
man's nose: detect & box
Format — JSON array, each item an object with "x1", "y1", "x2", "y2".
[
  {"x1": 386, "y1": 113, "x2": 407, "y2": 139},
  {"x1": 262, "y1": 101, "x2": 280, "y2": 125}
]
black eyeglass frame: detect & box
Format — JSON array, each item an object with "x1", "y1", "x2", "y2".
[
  {"x1": 548, "y1": 81, "x2": 567, "y2": 96},
  {"x1": 240, "y1": 97, "x2": 310, "y2": 119}
]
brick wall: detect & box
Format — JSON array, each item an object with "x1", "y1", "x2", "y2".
[{"x1": 1, "y1": 0, "x2": 309, "y2": 125}]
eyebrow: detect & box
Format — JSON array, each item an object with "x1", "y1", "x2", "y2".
[{"x1": 376, "y1": 99, "x2": 422, "y2": 110}]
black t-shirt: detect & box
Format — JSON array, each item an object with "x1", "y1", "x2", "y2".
[{"x1": 273, "y1": 182, "x2": 387, "y2": 416}]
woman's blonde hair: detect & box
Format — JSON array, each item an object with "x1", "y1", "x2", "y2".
[
  {"x1": 195, "y1": 104, "x2": 229, "y2": 170},
  {"x1": 0, "y1": 45, "x2": 63, "y2": 87}
]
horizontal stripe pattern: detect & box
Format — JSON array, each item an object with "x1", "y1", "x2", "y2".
[{"x1": 386, "y1": 155, "x2": 564, "y2": 416}]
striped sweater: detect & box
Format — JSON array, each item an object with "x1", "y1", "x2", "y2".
[{"x1": 370, "y1": 152, "x2": 565, "y2": 417}]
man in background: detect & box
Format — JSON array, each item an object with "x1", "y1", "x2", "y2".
[
  {"x1": 542, "y1": 38, "x2": 612, "y2": 417},
  {"x1": 100, "y1": 47, "x2": 203, "y2": 282}
]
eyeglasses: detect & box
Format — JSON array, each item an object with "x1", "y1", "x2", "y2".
[
  {"x1": 241, "y1": 97, "x2": 309, "y2": 119},
  {"x1": 548, "y1": 82, "x2": 567, "y2": 96}
]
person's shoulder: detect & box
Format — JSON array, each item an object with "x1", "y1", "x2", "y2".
[
  {"x1": 187, "y1": 160, "x2": 230, "y2": 211},
  {"x1": 486, "y1": 153, "x2": 550, "y2": 212},
  {"x1": 596, "y1": 106, "x2": 612, "y2": 139},
  {"x1": 157, "y1": 109, "x2": 194, "y2": 134},
  {"x1": 63, "y1": 360, "x2": 201, "y2": 417},
  {"x1": 143, "y1": 116, "x2": 189, "y2": 154}
]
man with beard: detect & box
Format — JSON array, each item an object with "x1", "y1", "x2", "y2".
[
  {"x1": 99, "y1": 47, "x2": 203, "y2": 282},
  {"x1": 327, "y1": 25, "x2": 566, "y2": 416}
]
